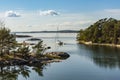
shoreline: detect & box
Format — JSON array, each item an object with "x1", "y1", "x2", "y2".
[
  {"x1": 0, "y1": 52, "x2": 70, "y2": 66},
  {"x1": 79, "y1": 41, "x2": 120, "y2": 48}
]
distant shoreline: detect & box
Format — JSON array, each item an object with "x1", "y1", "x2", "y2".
[
  {"x1": 13, "y1": 30, "x2": 79, "y2": 33},
  {"x1": 16, "y1": 35, "x2": 32, "y2": 38},
  {"x1": 79, "y1": 41, "x2": 120, "y2": 48}
]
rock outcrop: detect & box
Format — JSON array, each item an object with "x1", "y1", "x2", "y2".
[{"x1": 45, "y1": 52, "x2": 70, "y2": 59}]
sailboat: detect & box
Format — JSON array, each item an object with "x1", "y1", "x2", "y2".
[
  {"x1": 56, "y1": 27, "x2": 64, "y2": 46},
  {"x1": 56, "y1": 40, "x2": 64, "y2": 45}
]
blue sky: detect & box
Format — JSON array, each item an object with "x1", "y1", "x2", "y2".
[
  {"x1": 0, "y1": 0, "x2": 120, "y2": 31},
  {"x1": 0, "y1": 0, "x2": 120, "y2": 12}
]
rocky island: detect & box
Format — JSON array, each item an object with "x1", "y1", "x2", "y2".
[
  {"x1": 0, "y1": 52, "x2": 70, "y2": 66},
  {"x1": 0, "y1": 22, "x2": 70, "y2": 66}
]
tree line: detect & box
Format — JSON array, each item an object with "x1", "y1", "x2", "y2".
[{"x1": 77, "y1": 18, "x2": 120, "y2": 44}]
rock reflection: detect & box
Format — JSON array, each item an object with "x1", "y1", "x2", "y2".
[{"x1": 78, "y1": 44, "x2": 120, "y2": 69}]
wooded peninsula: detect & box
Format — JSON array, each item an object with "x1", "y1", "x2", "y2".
[{"x1": 77, "y1": 18, "x2": 120, "y2": 46}]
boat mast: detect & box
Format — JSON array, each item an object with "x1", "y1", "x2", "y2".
[{"x1": 57, "y1": 26, "x2": 59, "y2": 40}]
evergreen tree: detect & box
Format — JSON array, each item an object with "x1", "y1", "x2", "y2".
[{"x1": 0, "y1": 21, "x2": 16, "y2": 57}]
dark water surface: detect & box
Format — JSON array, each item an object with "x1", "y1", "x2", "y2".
[{"x1": 1, "y1": 33, "x2": 120, "y2": 80}]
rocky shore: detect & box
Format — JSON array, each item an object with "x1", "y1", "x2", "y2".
[
  {"x1": 0, "y1": 52, "x2": 70, "y2": 66},
  {"x1": 45, "y1": 52, "x2": 70, "y2": 59},
  {"x1": 79, "y1": 41, "x2": 120, "y2": 47}
]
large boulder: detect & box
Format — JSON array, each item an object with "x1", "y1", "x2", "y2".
[{"x1": 45, "y1": 52, "x2": 70, "y2": 59}]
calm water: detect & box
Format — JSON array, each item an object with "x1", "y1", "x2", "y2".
[{"x1": 1, "y1": 33, "x2": 120, "y2": 80}]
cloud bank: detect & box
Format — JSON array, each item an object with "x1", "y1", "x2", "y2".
[
  {"x1": 39, "y1": 10, "x2": 59, "y2": 16},
  {"x1": 103, "y1": 9, "x2": 120, "y2": 15},
  {"x1": 5, "y1": 10, "x2": 21, "y2": 17}
]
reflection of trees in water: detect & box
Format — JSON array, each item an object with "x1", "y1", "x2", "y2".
[
  {"x1": 19, "y1": 65, "x2": 31, "y2": 79},
  {"x1": 0, "y1": 66, "x2": 18, "y2": 80},
  {"x1": 0, "y1": 63, "x2": 49, "y2": 80},
  {"x1": 78, "y1": 44, "x2": 120, "y2": 69},
  {"x1": 30, "y1": 63, "x2": 49, "y2": 77},
  {"x1": 93, "y1": 57, "x2": 120, "y2": 69}
]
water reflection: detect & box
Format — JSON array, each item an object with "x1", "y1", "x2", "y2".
[
  {"x1": 77, "y1": 44, "x2": 120, "y2": 69},
  {"x1": 0, "y1": 63, "x2": 49, "y2": 80}
]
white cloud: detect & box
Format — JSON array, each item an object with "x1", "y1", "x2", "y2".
[
  {"x1": 4, "y1": 9, "x2": 120, "y2": 32},
  {"x1": 39, "y1": 10, "x2": 59, "y2": 16},
  {"x1": 5, "y1": 10, "x2": 21, "y2": 17}
]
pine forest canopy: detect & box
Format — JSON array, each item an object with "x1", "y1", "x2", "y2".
[{"x1": 77, "y1": 18, "x2": 120, "y2": 44}]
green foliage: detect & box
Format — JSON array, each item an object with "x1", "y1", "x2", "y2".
[
  {"x1": 32, "y1": 40, "x2": 46, "y2": 56},
  {"x1": 0, "y1": 21, "x2": 49, "y2": 59},
  {"x1": 0, "y1": 21, "x2": 17, "y2": 57},
  {"x1": 17, "y1": 45, "x2": 30, "y2": 57},
  {"x1": 77, "y1": 18, "x2": 120, "y2": 44}
]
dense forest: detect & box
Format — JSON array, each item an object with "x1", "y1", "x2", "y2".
[{"x1": 77, "y1": 18, "x2": 120, "y2": 44}]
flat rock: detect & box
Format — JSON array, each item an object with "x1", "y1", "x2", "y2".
[{"x1": 45, "y1": 52, "x2": 70, "y2": 59}]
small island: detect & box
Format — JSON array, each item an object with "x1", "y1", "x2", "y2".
[
  {"x1": 77, "y1": 18, "x2": 120, "y2": 47},
  {"x1": 0, "y1": 21, "x2": 70, "y2": 66}
]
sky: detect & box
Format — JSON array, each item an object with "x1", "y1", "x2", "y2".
[{"x1": 0, "y1": 0, "x2": 120, "y2": 31}]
